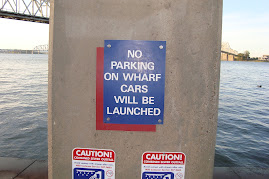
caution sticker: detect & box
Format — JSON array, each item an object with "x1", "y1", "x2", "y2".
[
  {"x1": 141, "y1": 152, "x2": 186, "y2": 179},
  {"x1": 72, "y1": 148, "x2": 115, "y2": 179}
]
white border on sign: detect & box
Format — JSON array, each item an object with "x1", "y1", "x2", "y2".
[
  {"x1": 141, "y1": 151, "x2": 186, "y2": 179},
  {"x1": 72, "y1": 147, "x2": 116, "y2": 179}
]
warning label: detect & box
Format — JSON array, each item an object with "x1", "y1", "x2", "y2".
[
  {"x1": 72, "y1": 148, "x2": 115, "y2": 179},
  {"x1": 141, "y1": 152, "x2": 186, "y2": 179}
]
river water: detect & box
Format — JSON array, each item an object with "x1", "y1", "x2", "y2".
[
  {"x1": 0, "y1": 54, "x2": 268, "y2": 167},
  {"x1": 215, "y1": 60, "x2": 269, "y2": 167}
]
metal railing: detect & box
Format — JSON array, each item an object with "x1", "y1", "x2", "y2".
[{"x1": 0, "y1": 0, "x2": 50, "y2": 23}]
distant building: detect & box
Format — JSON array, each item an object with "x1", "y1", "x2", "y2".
[{"x1": 259, "y1": 55, "x2": 269, "y2": 61}]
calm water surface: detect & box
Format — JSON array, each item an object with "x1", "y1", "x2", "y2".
[
  {"x1": 215, "y1": 61, "x2": 269, "y2": 167},
  {"x1": 0, "y1": 54, "x2": 268, "y2": 167},
  {"x1": 0, "y1": 54, "x2": 48, "y2": 159}
]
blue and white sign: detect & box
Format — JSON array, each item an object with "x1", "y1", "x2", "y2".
[
  {"x1": 74, "y1": 168, "x2": 104, "y2": 179},
  {"x1": 103, "y1": 40, "x2": 166, "y2": 124},
  {"x1": 142, "y1": 172, "x2": 174, "y2": 179}
]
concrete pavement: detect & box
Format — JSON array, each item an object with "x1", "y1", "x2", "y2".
[{"x1": 0, "y1": 157, "x2": 47, "y2": 179}]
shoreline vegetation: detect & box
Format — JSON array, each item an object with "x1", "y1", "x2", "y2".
[
  {"x1": 235, "y1": 59, "x2": 268, "y2": 62},
  {"x1": 235, "y1": 50, "x2": 268, "y2": 62},
  {"x1": 0, "y1": 49, "x2": 48, "y2": 54}
]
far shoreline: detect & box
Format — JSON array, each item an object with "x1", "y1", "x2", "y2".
[{"x1": 222, "y1": 60, "x2": 269, "y2": 63}]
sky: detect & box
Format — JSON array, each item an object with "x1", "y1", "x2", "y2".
[
  {"x1": 0, "y1": 0, "x2": 268, "y2": 57},
  {"x1": 222, "y1": 0, "x2": 269, "y2": 57},
  {"x1": 0, "y1": 18, "x2": 49, "y2": 50}
]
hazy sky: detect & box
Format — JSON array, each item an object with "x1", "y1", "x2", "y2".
[
  {"x1": 222, "y1": 0, "x2": 269, "y2": 57},
  {"x1": 0, "y1": 0, "x2": 268, "y2": 57},
  {"x1": 0, "y1": 18, "x2": 49, "y2": 50}
]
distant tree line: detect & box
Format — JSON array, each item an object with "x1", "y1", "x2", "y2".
[{"x1": 235, "y1": 50, "x2": 258, "y2": 61}]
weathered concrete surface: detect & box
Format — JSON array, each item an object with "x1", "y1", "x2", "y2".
[{"x1": 49, "y1": 0, "x2": 223, "y2": 178}]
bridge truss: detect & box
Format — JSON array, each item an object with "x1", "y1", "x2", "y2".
[
  {"x1": 0, "y1": 0, "x2": 50, "y2": 23},
  {"x1": 34, "y1": 44, "x2": 48, "y2": 51}
]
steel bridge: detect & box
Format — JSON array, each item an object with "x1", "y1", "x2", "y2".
[
  {"x1": 0, "y1": 0, "x2": 50, "y2": 24},
  {"x1": 221, "y1": 42, "x2": 238, "y2": 61},
  {"x1": 33, "y1": 44, "x2": 48, "y2": 53},
  {"x1": 0, "y1": 44, "x2": 48, "y2": 54},
  {"x1": 221, "y1": 50, "x2": 238, "y2": 61}
]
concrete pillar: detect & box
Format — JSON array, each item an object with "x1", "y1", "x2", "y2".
[
  {"x1": 48, "y1": 0, "x2": 222, "y2": 178},
  {"x1": 221, "y1": 52, "x2": 228, "y2": 61},
  {"x1": 228, "y1": 54, "x2": 234, "y2": 61}
]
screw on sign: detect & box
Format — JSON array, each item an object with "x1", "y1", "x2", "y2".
[
  {"x1": 106, "y1": 170, "x2": 114, "y2": 177},
  {"x1": 175, "y1": 172, "x2": 183, "y2": 179}
]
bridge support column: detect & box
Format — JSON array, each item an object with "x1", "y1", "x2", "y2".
[
  {"x1": 228, "y1": 54, "x2": 234, "y2": 61},
  {"x1": 221, "y1": 52, "x2": 228, "y2": 61},
  {"x1": 49, "y1": 0, "x2": 222, "y2": 178}
]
